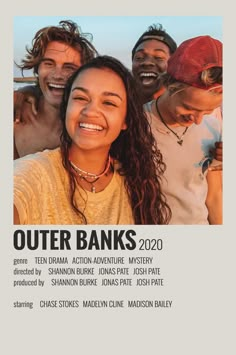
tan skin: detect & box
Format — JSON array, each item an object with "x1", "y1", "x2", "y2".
[
  {"x1": 14, "y1": 87, "x2": 38, "y2": 123},
  {"x1": 14, "y1": 41, "x2": 82, "y2": 159},
  {"x1": 66, "y1": 67, "x2": 127, "y2": 192},
  {"x1": 15, "y1": 37, "x2": 223, "y2": 162},
  {"x1": 155, "y1": 86, "x2": 222, "y2": 224},
  {"x1": 206, "y1": 169, "x2": 222, "y2": 224},
  {"x1": 131, "y1": 39, "x2": 223, "y2": 164},
  {"x1": 14, "y1": 67, "x2": 128, "y2": 224},
  {"x1": 14, "y1": 95, "x2": 62, "y2": 158}
]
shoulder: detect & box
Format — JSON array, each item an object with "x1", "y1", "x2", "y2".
[
  {"x1": 143, "y1": 100, "x2": 156, "y2": 124},
  {"x1": 203, "y1": 109, "x2": 222, "y2": 131},
  {"x1": 143, "y1": 99, "x2": 155, "y2": 113},
  {"x1": 14, "y1": 148, "x2": 62, "y2": 173},
  {"x1": 211, "y1": 106, "x2": 222, "y2": 121}
]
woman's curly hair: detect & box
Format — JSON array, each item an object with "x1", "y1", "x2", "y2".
[{"x1": 60, "y1": 55, "x2": 171, "y2": 225}]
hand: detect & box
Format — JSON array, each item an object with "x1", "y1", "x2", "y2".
[
  {"x1": 214, "y1": 141, "x2": 223, "y2": 162},
  {"x1": 209, "y1": 163, "x2": 222, "y2": 171},
  {"x1": 14, "y1": 88, "x2": 38, "y2": 124},
  {"x1": 208, "y1": 141, "x2": 223, "y2": 171}
]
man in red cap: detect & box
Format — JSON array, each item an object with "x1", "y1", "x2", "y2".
[
  {"x1": 131, "y1": 25, "x2": 222, "y2": 163},
  {"x1": 144, "y1": 35, "x2": 223, "y2": 224}
]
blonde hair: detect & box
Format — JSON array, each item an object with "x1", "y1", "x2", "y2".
[{"x1": 161, "y1": 67, "x2": 222, "y2": 95}]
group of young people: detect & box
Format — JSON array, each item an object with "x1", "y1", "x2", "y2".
[{"x1": 13, "y1": 20, "x2": 223, "y2": 225}]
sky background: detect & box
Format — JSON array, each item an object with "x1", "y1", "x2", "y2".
[{"x1": 14, "y1": 16, "x2": 222, "y2": 77}]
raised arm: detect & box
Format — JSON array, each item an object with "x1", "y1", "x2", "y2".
[{"x1": 206, "y1": 169, "x2": 222, "y2": 224}]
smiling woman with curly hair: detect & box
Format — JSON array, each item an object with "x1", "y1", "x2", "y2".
[{"x1": 14, "y1": 55, "x2": 171, "y2": 225}]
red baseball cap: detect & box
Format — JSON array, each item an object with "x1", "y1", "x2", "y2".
[{"x1": 167, "y1": 35, "x2": 222, "y2": 90}]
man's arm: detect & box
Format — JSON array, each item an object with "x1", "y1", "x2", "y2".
[
  {"x1": 210, "y1": 106, "x2": 223, "y2": 166},
  {"x1": 206, "y1": 169, "x2": 223, "y2": 224}
]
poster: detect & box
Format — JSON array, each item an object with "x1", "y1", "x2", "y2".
[{"x1": 1, "y1": 4, "x2": 235, "y2": 355}]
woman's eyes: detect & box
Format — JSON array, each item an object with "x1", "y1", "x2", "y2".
[
  {"x1": 103, "y1": 101, "x2": 117, "y2": 107},
  {"x1": 73, "y1": 96, "x2": 117, "y2": 107},
  {"x1": 74, "y1": 96, "x2": 88, "y2": 101}
]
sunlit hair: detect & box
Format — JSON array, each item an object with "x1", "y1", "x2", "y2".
[
  {"x1": 60, "y1": 55, "x2": 171, "y2": 225},
  {"x1": 16, "y1": 20, "x2": 98, "y2": 76},
  {"x1": 160, "y1": 67, "x2": 222, "y2": 95},
  {"x1": 201, "y1": 67, "x2": 222, "y2": 92}
]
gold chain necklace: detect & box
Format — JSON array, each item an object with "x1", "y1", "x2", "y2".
[
  {"x1": 155, "y1": 99, "x2": 188, "y2": 146},
  {"x1": 70, "y1": 155, "x2": 111, "y2": 193}
]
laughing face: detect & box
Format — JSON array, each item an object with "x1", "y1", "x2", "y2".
[
  {"x1": 65, "y1": 67, "x2": 127, "y2": 154},
  {"x1": 132, "y1": 39, "x2": 171, "y2": 102},
  {"x1": 37, "y1": 41, "x2": 82, "y2": 108},
  {"x1": 165, "y1": 86, "x2": 223, "y2": 127}
]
